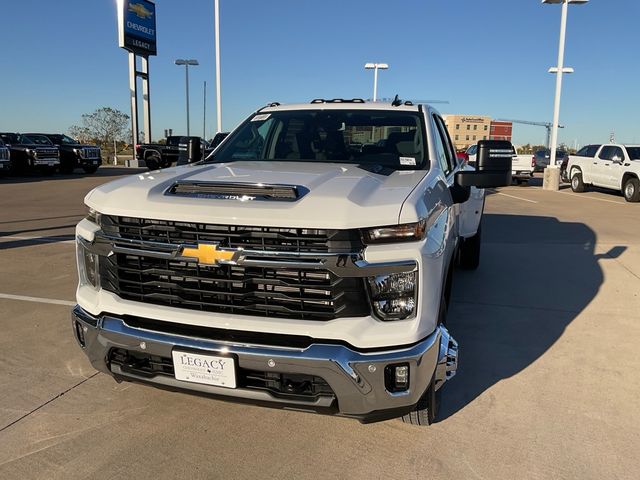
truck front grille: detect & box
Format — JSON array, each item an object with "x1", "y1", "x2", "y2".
[
  {"x1": 98, "y1": 216, "x2": 369, "y2": 321},
  {"x1": 101, "y1": 215, "x2": 362, "y2": 254},
  {"x1": 82, "y1": 148, "x2": 100, "y2": 159},
  {"x1": 0, "y1": 149, "x2": 8, "y2": 160},
  {"x1": 35, "y1": 148, "x2": 58, "y2": 158}
]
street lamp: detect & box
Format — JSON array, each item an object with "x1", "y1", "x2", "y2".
[
  {"x1": 214, "y1": 0, "x2": 222, "y2": 133},
  {"x1": 542, "y1": 0, "x2": 588, "y2": 191},
  {"x1": 364, "y1": 63, "x2": 389, "y2": 102},
  {"x1": 175, "y1": 59, "x2": 199, "y2": 137}
]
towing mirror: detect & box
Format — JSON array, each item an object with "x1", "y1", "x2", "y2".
[{"x1": 455, "y1": 140, "x2": 513, "y2": 188}]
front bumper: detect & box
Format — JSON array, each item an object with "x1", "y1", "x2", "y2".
[
  {"x1": 72, "y1": 305, "x2": 458, "y2": 422},
  {"x1": 80, "y1": 156, "x2": 102, "y2": 167},
  {"x1": 33, "y1": 158, "x2": 60, "y2": 167}
]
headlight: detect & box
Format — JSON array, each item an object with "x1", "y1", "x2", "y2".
[
  {"x1": 85, "y1": 207, "x2": 101, "y2": 225},
  {"x1": 362, "y1": 220, "x2": 426, "y2": 244},
  {"x1": 367, "y1": 271, "x2": 417, "y2": 321},
  {"x1": 76, "y1": 238, "x2": 100, "y2": 289}
]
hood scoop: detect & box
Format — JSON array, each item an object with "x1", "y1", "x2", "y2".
[{"x1": 166, "y1": 181, "x2": 307, "y2": 202}]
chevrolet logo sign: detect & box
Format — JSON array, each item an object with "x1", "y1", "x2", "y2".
[{"x1": 180, "y1": 244, "x2": 242, "y2": 266}]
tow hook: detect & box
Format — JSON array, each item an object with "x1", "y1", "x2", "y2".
[{"x1": 434, "y1": 325, "x2": 459, "y2": 391}]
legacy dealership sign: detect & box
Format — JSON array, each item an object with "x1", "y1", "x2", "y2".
[{"x1": 117, "y1": 0, "x2": 157, "y2": 57}]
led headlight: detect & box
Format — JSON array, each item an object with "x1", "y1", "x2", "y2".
[
  {"x1": 362, "y1": 220, "x2": 426, "y2": 244},
  {"x1": 76, "y1": 238, "x2": 99, "y2": 288},
  {"x1": 367, "y1": 271, "x2": 417, "y2": 321},
  {"x1": 85, "y1": 207, "x2": 101, "y2": 225}
]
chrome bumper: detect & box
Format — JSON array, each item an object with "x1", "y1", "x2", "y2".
[{"x1": 72, "y1": 306, "x2": 458, "y2": 421}]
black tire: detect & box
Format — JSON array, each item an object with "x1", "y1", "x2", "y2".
[
  {"x1": 401, "y1": 376, "x2": 441, "y2": 426},
  {"x1": 458, "y1": 225, "x2": 481, "y2": 270},
  {"x1": 623, "y1": 177, "x2": 640, "y2": 202},
  {"x1": 514, "y1": 178, "x2": 523, "y2": 185},
  {"x1": 146, "y1": 153, "x2": 160, "y2": 171},
  {"x1": 82, "y1": 165, "x2": 99, "y2": 174},
  {"x1": 41, "y1": 166, "x2": 56, "y2": 176},
  {"x1": 571, "y1": 171, "x2": 585, "y2": 193}
]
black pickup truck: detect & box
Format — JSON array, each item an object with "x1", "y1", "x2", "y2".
[
  {"x1": 27, "y1": 133, "x2": 101, "y2": 174},
  {"x1": 135, "y1": 136, "x2": 182, "y2": 170},
  {"x1": 0, "y1": 133, "x2": 60, "y2": 175},
  {"x1": 136, "y1": 134, "x2": 229, "y2": 170}
]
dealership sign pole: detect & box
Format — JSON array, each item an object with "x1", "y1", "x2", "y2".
[{"x1": 117, "y1": 0, "x2": 157, "y2": 165}]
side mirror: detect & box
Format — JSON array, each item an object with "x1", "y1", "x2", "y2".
[
  {"x1": 612, "y1": 156, "x2": 622, "y2": 164},
  {"x1": 455, "y1": 140, "x2": 513, "y2": 188}
]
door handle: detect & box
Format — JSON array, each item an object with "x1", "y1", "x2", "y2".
[{"x1": 593, "y1": 162, "x2": 598, "y2": 165}]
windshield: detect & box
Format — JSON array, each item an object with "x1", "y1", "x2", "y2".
[
  {"x1": 59, "y1": 135, "x2": 79, "y2": 145},
  {"x1": 0, "y1": 133, "x2": 19, "y2": 144},
  {"x1": 25, "y1": 135, "x2": 54, "y2": 145},
  {"x1": 208, "y1": 109, "x2": 427, "y2": 169}
]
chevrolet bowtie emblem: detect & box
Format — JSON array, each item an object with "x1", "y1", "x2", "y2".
[{"x1": 180, "y1": 244, "x2": 241, "y2": 266}]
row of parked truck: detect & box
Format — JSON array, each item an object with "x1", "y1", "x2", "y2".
[{"x1": 0, "y1": 132, "x2": 102, "y2": 176}]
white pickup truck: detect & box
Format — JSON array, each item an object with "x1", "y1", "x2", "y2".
[
  {"x1": 511, "y1": 152, "x2": 535, "y2": 184},
  {"x1": 72, "y1": 99, "x2": 512, "y2": 425},
  {"x1": 568, "y1": 143, "x2": 640, "y2": 202}
]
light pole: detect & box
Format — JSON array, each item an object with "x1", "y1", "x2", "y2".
[
  {"x1": 364, "y1": 63, "x2": 389, "y2": 102},
  {"x1": 542, "y1": 0, "x2": 588, "y2": 191},
  {"x1": 214, "y1": 0, "x2": 222, "y2": 133},
  {"x1": 175, "y1": 59, "x2": 199, "y2": 137}
]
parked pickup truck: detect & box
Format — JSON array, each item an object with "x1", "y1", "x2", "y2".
[
  {"x1": 27, "y1": 133, "x2": 101, "y2": 174},
  {"x1": 568, "y1": 143, "x2": 640, "y2": 202},
  {"x1": 0, "y1": 132, "x2": 60, "y2": 175},
  {"x1": 72, "y1": 99, "x2": 512, "y2": 425},
  {"x1": 512, "y1": 152, "x2": 535, "y2": 184},
  {"x1": 0, "y1": 138, "x2": 11, "y2": 174},
  {"x1": 135, "y1": 136, "x2": 183, "y2": 170}
]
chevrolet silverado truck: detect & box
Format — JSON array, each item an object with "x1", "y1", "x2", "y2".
[
  {"x1": 0, "y1": 132, "x2": 60, "y2": 175},
  {"x1": 27, "y1": 133, "x2": 102, "y2": 174},
  {"x1": 568, "y1": 143, "x2": 640, "y2": 202},
  {"x1": 72, "y1": 99, "x2": 512, "y2": 425},
  {"x1": 0, "y1": 138, "x2": 11, "y2": 175}
]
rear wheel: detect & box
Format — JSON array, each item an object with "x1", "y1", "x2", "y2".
[
  {"x1": 623, "y1": 177, "x2": 640, "y2": 202},
  {"x1": 571, "y1": 171, "x2": 585, "y2": 192},
  {"x1": 146, "y1": 153, "x2": 161, "y2": 171},
  {"x1": 458, "y1": 225, "x2": 481, "y2": 270}
]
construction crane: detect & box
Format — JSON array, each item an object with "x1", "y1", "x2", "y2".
[{"x1": 497, "y1": 119, "x2": 564, "y2": 149}]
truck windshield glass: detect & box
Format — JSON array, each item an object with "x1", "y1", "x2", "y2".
[
  {"x1": 26, "y1": 135, "x2": 53, "y2": 145},
  {"x1": 625, "y1": 147, "x2": 640, "y2": 160},
  {"x1": 208, "y1": 110, "x2": 427, "y2": 169},
  {"x1": 60, "y1": 135, "x2": 79, "y2": 145}
]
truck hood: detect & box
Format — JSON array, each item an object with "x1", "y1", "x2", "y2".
[{"x1": 85, "y1": 161, "x2": 427, "y2": 229}]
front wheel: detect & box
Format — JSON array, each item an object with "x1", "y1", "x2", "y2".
[
  {"x1": 401, "y1": 375, "x2": 440, "y2": 426},
  {"x1": 571, "y1": 171, "x2": 585, "y2": 193},
  {"x1": 623, "y1": 177, "x2": 640, "y2": 202},
  {"x1": 82, "y1": 165, "x2": 99, "y2": 174},
  {"x1": 458, "y1": 225, "x2": 481, "y2": 270}
]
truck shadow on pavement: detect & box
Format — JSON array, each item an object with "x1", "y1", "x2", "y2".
[{"x1": 440, "y1": 213, "x2": 625, "y2": 421}]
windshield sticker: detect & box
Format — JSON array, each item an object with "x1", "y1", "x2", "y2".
[
  {"x1": 251, "y1": 113, "x2": 271, "y2": 122},
  {"x1": 399, "y1": 156, "x2": 416, "y2": 166}
]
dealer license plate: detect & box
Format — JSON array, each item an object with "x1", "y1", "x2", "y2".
[{"x1": 172, "y1": 350, "x2": 236, "y2": 388}]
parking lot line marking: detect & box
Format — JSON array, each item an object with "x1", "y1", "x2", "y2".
[
  {"x1": 0, "y1": 235, "x2": 75, "y2": 245},
  {"x1": 0, "y1": 293, "x2": 75, "y2": 307},
  {"x1": 491, "y1": 191, "x2": 538, "y2": 204},
  {"x1": 556, "y1": 190, "x2": 626, "y2": 205}
]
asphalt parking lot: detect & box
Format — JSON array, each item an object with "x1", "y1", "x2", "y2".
[{"x1": 1, "y1": 169, "x2": 639, "y2": 479}]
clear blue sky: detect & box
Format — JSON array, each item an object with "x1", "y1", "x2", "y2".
[{"x1": 1, "y1": 0, "x2": 638, "y2": 147}]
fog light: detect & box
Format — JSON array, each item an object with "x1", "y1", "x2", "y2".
[
  {"x1": 76, "y1": 238, "x2": 100, "y2": 288},
  {"x1": 385, "y1": 363, "x2": 410, "y2": 392},
  {"x1": 367, "y1": 272, "x2": 417, "y2": 320}
]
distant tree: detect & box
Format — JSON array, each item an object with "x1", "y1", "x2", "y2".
[{"x1": 69, "y1": 107, "x2": 130, "y2": 148}]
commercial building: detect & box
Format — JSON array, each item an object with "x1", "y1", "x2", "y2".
[
  {"x1": 490, "y1": 121, "x2": 513, "y2": 142},
  {"x1": 443, "y1": 115, "x2": 512, "y2": 150}
]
